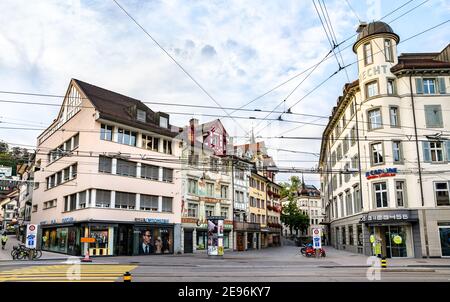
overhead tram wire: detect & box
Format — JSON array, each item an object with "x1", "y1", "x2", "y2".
[
  {"x1": 321, "y1": 0, "x2": 351, "y2": 82},
  {"x1": 345, "y1": 0, "x2": 362, "y2": 23},
  {"x1": 252, "y1": 0, "x2": 421, "y2": 137},
  {"x1": 228, "y1": 0, "x2": 417, "y2": 114},
  {"x1": 110, "y1": 0, "x2": 247, "y2": 134}
]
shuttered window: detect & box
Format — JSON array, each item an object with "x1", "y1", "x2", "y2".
[{"x1": 424, "y1": 105, "x2": 443, "y2": 128}]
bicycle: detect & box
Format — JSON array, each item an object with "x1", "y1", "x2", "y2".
[{"x1": 11, "y1": 244, "x2": 42, "y2": 260}]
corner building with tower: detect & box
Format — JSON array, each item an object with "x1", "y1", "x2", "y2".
[{"x1": 320, "y1": 22, "x2": 450, "y2": 258}]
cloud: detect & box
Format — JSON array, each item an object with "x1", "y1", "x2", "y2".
[
  {"x1": 201, "y1": 44, "x2": 217, "y2": 57},
  {"x1": 0, "y1": 0, "x2": 447, "y2": 187}
]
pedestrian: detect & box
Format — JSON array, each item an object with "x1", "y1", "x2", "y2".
[
  {"x1": 42, "y1": 234, "x2": 48, "y2": 248},
  {"x1": 1, "y1": 233, "x2": 8, "y2": 250}
]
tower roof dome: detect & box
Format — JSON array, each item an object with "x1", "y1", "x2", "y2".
[{"x1": 353, "y1": 21, "x2": 399, "y2": 53}]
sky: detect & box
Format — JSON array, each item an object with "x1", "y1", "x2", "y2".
[{"x1": 0, "y1": 0, "x2": 449, "y2": 187}]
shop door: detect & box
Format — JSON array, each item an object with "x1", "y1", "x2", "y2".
[
  {"x1": 184, "y1": 230, "x2": 193, "y2": 253},
  {"x1": 237, "y1": 233, "x2": 244, "y2": 251},
  {"x1": 439, "y1": 227, "x2": 450, "y2": 257},
  {"x1": 117, "y1": 225, "x2": 133, "y2": 256},
  {"x1": 247, "y1": 233, "x2": 253, "y2": 249},
  {"x1": 383, "y1": 226, "x2": 407, "y2": 258}
]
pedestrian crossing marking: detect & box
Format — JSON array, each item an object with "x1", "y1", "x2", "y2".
[{"x1": 0, "y1": 264, "x2": 137, "y2": 282}]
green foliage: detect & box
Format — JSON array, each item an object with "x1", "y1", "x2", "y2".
[
  {"x1": 280, "y1": 175, "x2": 310, "y2": 236},
  {"x1": 0, "y1": 141, "x2": 31, "y2": 175}
]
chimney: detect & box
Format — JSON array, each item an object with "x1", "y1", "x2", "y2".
[
  {"x1": 189, "y1": 118, "x2": 199, "y2": 126},
  {"x1": 356, "y1": 22, "x2": 367, "y2": 33}
]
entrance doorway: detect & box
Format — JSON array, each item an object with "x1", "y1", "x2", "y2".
[
  {"x1": 372, "y1": 225, "x2": 408, "y2": 258},
  {"x1": 439, "y1": 227, "x2": 450, "y2": 257},
  {"x1": 116, "y1": 225, "x2": 133, "y2": 256},
  {"x1": 184, "y1": 230, "x2": 193, "y2": 253},
  {"x1": 236, "y1": 232, "x2": 245, "y2": 251}
]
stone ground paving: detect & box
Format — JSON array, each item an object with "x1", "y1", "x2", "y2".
[{"x1": 0, "y1": 235, "x2": 66, "y2": 261}]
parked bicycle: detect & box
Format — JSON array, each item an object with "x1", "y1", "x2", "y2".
[{"x1": 11, "y1": 244, "x2": 42, "y2": 260}]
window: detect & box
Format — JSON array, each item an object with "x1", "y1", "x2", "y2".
[
  {"x1": 141, "y1": 164, "x2": 159, "y2": 181},
  {"x1": 351, "y1": 155, "x2": 359, "y2": 176},
  {"x1": 137, "y1": 109, "x2": 146, "y2": 122},
  {"x1": 116, "y1": 159, "x2": 137, "y2": 177},
  {"x1": 392, "y1": 141, "x2": 402, "y2": 164},
  {"x1": 337, "y1": 144, "x2": 342, "y2": 161},
  {"x1": 64, "y1": 139, "x2": 72, "y2": 151},
  {"x1": 100, "y1": 124, "x2": 113, "y2": 141},
  {"x1": 435, "y1": 182, "x2": 450, "y2": 206},
  {"x1": 221, "y1": 185, "x2": 228, "y2": 199},
  {"x1": 162, "y1": 168, "x2": 173, "y2": 182},
  {"x1": 331, "y1": 151, "x2": 336, "y2": 166},
  {"x1": 117, "y1": 128, "x2": 137, "y2": 146},
  {"x1": 142, "y1": 135, "x2": 159, "y2": 152},
  {"x1": 389, "y1": 106, "x2": 399, "y2": 127},
  {"x1": 423, "y1": 141, "x2": 445, "y2": 163},
  {"x1": 56, "y1": 171, "x2": 62, "y2": 185},
  {"x1": 96, "y1": 189, "x2": 111, "y2": 208},
  {"x1": 339, "y1": 194, "x2": 344, "y2": 218},
  {"x1": 162, "y1": 197, "x2": 173, "y2": 212},
  {"x1": 160, "y1": 116, "x2": 168, "y2": 128},
  {"x1": 424, "y1": 105, "x2": 443, "y2": 128},
  {"x1": 188, "y1": 179, "x2": 198, "y2": 194},
  {"x1": 188, "y1": 153, "x2": 199, "y2": 166},
  {"x1": 162, "y1": 140, "x2": 172, "y2": 155},
  {"x1": 371, "y1": 142, "x2": 384, "y2": 165},
  {"x1": 368, "y1": 108, "x2": 382, "y2": 130},
  {"x1": 99, "y1": 156, "x2": 112, "y2": 173},
  {"x1": 374, "y1": 182, "x2": 388, "y2": 208},
  {"x1": 32, "y1": 205, "x2": 37, "y2": 212},
  {"x1": 205, "y1": 205, "x2": 215, "y2": 217},
  {"x1": 71, "y1": 164, "x2": 77, "y2": 178},
  {"x1": 64, "y1": 194, "x2": 77, "y2": 212},
  {"x1": 423, "y1": 78, "x2": 436, "y2": 94},
  {"x1": 365, "y1": 81, "x2": 378, "y2": 98},
  {"x1": 140, "y1": 194, "x2": 158, "y2": 211},
  {"x1": 345, "y1": 190, "x2": 353, "y2": 215},
  {"x1": 387, "y1": 79, "x2": 395, "y2": 95},
  {"x1": 351, "y1": 126, "x2": 356, "y2": 146},
  {"x1": 343, "y1": 135, "x2": 349, "y2": 155},
  {"x1": 353, "y1": 185, "x2": 362, "y2": 213},
  {"x1": 206, "y1": 183, "x2": 214, "y2": 197},
  {"x1": 73, "y1": 134, "x2": 79, "y2": 149},
  {"x1": 363, "y1": 42, "x2": 373, "y2": 65},
  {"x1": 395, "y1": 181, "x2": 406, "y2": 207},
  {"x1": 115, "y1": 192, "x2": 136, "y2": 210},
  {"x1": 344, "y1": 162, "x2": 350, "y2": 183},
  {"x1": 342, "y1": 227, "x2": 346, "y2": 245},
  {"x1": 77, "y1": 191, "x2": 86, "y2": 209},
  {"x1": 221, "y1": 207, "x2": 228, "y2": 219},
  {"x1": 384, "y1": 39, "x2": 393, "y2": 62},
  {"x1": 349, "y1": 225, "x2": 354, "y2": 246}
]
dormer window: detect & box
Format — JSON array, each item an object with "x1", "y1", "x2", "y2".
[
  {"x1": 160, "y1": 116, "x2": 168, "y2": 128},
  {"x1": 137, "y1": 109, "x2": 146, "y2": 122}
]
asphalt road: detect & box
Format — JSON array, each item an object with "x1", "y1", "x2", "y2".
[{"x1": 0, "y1": 245, "x2": 449, "y2": 282}]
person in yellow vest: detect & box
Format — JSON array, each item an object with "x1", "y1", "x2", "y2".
[{"x1": 1, "y1": 233, "x2": 8, "y2": 250}]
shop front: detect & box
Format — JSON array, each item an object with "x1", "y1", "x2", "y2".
[
  {"x1": 360, "y1": 210, "x2": 419, "y2": 258},
  {"x1": 40, "y1": 219, "x2": 175, "y2": 256}
]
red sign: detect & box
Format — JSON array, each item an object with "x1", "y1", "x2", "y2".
[{"x1": 29, "y1": 225, "x2": 36, "y2": 231}]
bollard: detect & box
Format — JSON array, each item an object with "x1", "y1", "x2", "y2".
[
  {"x1": 381, "y1": 257, "x2": 387, "y2": 269},
  {"x1": 123, "y1": 272, "x2": 132, "y2": 282}
]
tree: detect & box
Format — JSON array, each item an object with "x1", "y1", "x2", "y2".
[
  {"x1": 0, "y1": 142, "x2": 31, "y2": 175},
  {"x1": 280, "y1": 176, "x2": 309, "y2": 237}
]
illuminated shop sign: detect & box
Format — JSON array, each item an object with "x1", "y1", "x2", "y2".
[
  {"x1": 360, "y1": 213, "x2": 408, "y2": 223},
  {"x1": 366, "y1": 168, "x2": 397, "y2": 180}
]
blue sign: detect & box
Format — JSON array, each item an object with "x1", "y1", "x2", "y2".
[
  {"x1": 61, "y1": 217, "x2": 74, "y2": 223},
  {"x1": 135, "y1": 218, "x2": 170, "y2": 224}
]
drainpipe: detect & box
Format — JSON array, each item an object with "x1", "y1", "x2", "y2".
[{"x1": 409, "y1": 71, "x2": 428, "y2": 258}]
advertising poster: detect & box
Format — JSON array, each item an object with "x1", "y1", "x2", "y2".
[{"x1": 207, "y1": 216, "x2": 224, "y2": 256}]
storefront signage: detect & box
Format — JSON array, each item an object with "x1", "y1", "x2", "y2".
[
  {"x1": 200, "y1": 197, "x2": 221, "y2": 203},
  {"x1": 366, "y1": 168, "x2": 397, "y2": 180},
  {"x1": 360, "y1": 213, "x2": 409, "y2": 223},
  {"x1": 81, "y1": 237, "x2": 96, "y2": 243},
  {"x1": 61, "y1": 217, "x2": 74, "y2": 223},
  {"x1": 182, "y1": 218, "x2": 198, "y2": 224},
  {"x1": 207, "y1": 217, "x2": 224, "y2": 256},
  {"x1": 135, "y1": 218, "x2": 170, "y2": 224},
  {"x1": 393, "y1": 235, "x2": 402, "y2": 245},
  {"x1": 25, "y1": 224, "x2": 38, "y2": 249}
]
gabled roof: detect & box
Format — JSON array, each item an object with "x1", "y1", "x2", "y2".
[
  {"x1": 390, "y1": 51, "x2": 450, "y2": 73},
  {"x1": 73, "y1": 79, "x2": 179, "y2": 138}
]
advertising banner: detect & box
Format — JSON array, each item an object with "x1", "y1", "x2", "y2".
[{"x1": 207, "y1": 216, "x2": 224, "y2": 256}]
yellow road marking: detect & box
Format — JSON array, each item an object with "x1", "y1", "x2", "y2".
[{"x1": 0, "y1": 264, "x2": 137, "y2": 282}]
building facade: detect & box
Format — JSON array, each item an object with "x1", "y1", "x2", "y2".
[
  {"x1": 320, "y1": 22, "x2": 450, "y2": 258},
  {"x1": 179, "y1": 118, "x2": 233, "y2": 253},
  {"x1": 31, "y1": 79, "x2": 182, "y2": 256},
  {"x1": 266, "y1": 180, "x2": 282, "y2": 246}
]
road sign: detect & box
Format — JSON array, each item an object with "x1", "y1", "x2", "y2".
[
  {"x1": 26, "y1": 224, "x2": 38, "y2": 248},
  {"x1": 312, "y1": 228, "x2": 321, "y2": 249}
]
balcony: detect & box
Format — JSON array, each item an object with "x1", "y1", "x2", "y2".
[{"x1": 233, "y1": 221, "x2": 260, "y2": 232}]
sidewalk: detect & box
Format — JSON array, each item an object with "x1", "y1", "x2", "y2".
[{"x1": 0, "y1": 235, "x2": 74, "y2": 262}]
